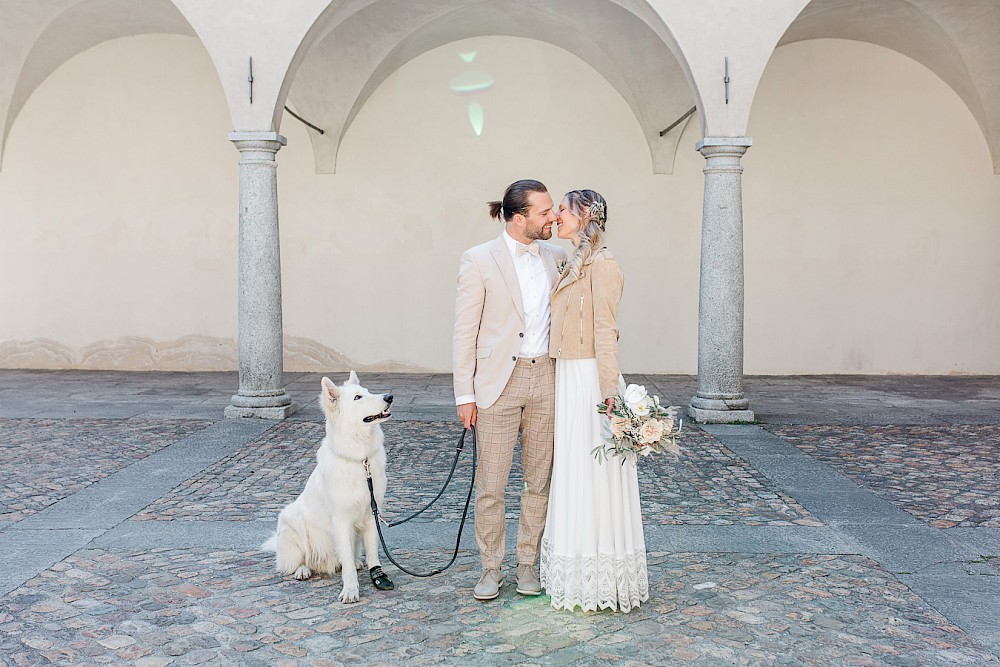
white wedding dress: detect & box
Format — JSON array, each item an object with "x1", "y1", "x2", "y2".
[{"x1": 540, "y1": 358, "x2": 649, "y2": 612}]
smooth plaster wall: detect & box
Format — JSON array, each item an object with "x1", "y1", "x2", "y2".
[
  {"x1": 0, "y1": 34, "x2": 997, "y2": 373},
  {"x1": 745, "y1": 38, "x2": 1000, "y2": 374},
  {"x1": 0, "y1": 35, "x2": 239, "y2": 370}
]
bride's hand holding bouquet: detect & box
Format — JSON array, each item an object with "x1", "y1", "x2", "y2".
[{"x1": 594, "y1": 378, "x2": 683, "y2": 463}]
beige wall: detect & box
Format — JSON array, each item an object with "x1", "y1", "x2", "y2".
[
  {"x1": 0, "y1": 35, "x2": 239, "y2": 370},
  {"x1": 745, "y1": 39, "x2": 1000, "y2": 374},
  {"x1": 0, "y1": 35, "x2": 997, "y2": 374}
]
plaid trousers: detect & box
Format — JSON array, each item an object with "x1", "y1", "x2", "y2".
[{"x1": 474, "y1": 356, "x2": 555, "y2": 571}]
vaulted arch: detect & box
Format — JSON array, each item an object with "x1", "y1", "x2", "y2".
[
  {"x1": 0, "y1": 0, "x2": 203, "y2": 170},
  {"x1": 282, "y1": 0, "x2": 698, "y2": 174},
  {"x1": 776, "y1": 0, "x2": 1000, "y2": 172}
]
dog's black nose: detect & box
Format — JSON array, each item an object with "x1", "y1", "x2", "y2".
[{"x1": 384, "y1": 393, "x2": 393, "y2": 405}]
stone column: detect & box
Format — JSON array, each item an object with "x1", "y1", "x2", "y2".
[
  {"x1": 224, "y1": 131, "x2": 297, "y2": 419},
  {"x1": 689, "y1": 137, "x2": 755, "y2": 424}
]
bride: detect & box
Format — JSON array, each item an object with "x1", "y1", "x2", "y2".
[{"x1": 540, "y1": 189, "x2": 648, "y2": 613}]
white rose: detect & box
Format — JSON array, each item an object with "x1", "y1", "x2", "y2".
[
  {"x1": 639, "y1": 419, "x2": 664, "y2": 444},
  {"x1": 624, "y1": 384, "x2": 652, "y2": 417}
]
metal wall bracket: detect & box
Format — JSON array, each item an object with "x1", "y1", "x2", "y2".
[
  {"x1": 724, "y1": 57, "x2": 730, "y2": 104},
  {"x1": 283, "y1": 106, "x2": 325, "y2": 134},
  {"x1": 659, "y1": 106, "x2": 697, "y2": 137}
]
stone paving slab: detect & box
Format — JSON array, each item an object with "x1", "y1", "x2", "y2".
[
  {"x1": 132, "y1": 421, "x2": 820, "y2": 528},
  {"x1": 943, "y1": 528, "x2": 1000, "y2": 559},
  {"x1": 766, "y1": 425, "x2": 1000, "y2": 528},
  {"x1": 0, "y1": 419, "x2": 212, "y2": 525},
  {"x1": 1, "y1": 548, "x2": 997, "y2": 667},
  {"x1": 639, "y1": 375, "x2": 1000, "y2": 426},
  {"x1": 0, "y1": 529, "x2": 104, "y2": 598},
  {"x1": 5, "y1": 372, "x2": 999, "y2": 424}
]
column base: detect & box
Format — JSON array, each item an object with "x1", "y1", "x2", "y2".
[
  {"x1": 225, "y1": 392, "x2": 299, "y2": 420},
  {"x1": 225, "y1": 403, "x2": 300, "y2": 420},
  {"x1": 687, "y1": 405, "x2": 755, "y2": 424},
  {"x1": 688, "y1": 396, "x2": 754, "y2": 423}
]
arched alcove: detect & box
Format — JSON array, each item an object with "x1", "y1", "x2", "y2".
[
  {"x1": 744, "y1": 37, "x2": 1000, "y2": 374},
  {"x1": 0, "y1": 0, "x2": 216, "y2": 169},
  {"x1": 775, "y1": 0, "x2": 1000, "y2": 173},
  {"x1": 0, "y1": 34, "x2": 237, "y2": 370},
  {"x1": 280, "y1": 0, "x2": 698, "y2": 175}
]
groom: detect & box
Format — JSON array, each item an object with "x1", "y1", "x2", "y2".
[{"x1": 453, "y1": 179, "x2": 567, "y2": 601}]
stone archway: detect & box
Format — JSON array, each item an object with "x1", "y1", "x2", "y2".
[
  {"x1": 285, "y1": 0, "x2": 697, "y2": 175},
  {"x1": 0, "y1": 0, "x2": 205, "y2": 170},
  {"x1": 777, "y1": 0, "x2": 1000, "y2": 173}
]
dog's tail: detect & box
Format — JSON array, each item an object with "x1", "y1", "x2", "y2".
[{"x1": 260, "y1": 533, "x2": 278, "y2": 552}]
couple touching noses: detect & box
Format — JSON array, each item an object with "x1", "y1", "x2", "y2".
[{"x1": 453, "y1": 179, "x2": 648, "y2": 613}]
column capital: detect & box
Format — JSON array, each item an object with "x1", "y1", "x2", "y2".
[
  {"x1": 228, "y1": 132, "x2": 287, "y2": 154},
  {"x1": 228, "y1": 131, "x2": 286, "y2": 144},
  {"x1": 696, "y1": 136, "x2": 752, "y2": 151},
  {"x1": 697, "y1": 137, "x2": 752, "y2": 164}
]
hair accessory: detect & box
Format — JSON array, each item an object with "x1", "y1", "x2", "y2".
[{"x1": 587, "y1": 200, "x2": 606, "y2": 229}]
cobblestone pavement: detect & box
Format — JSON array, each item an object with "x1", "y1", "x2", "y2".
[
  {"x1": 1, "y1": 371, "x2": 998, "y2": 666},
  {"x1": 134, "y1": 422, "x2": 819, "y2": 527},
  {"x1": 0, "y1": 418, "x2": 211, "y2": 524},
  {"x1": 1, "y1": 548, "x2": 996, "y2": 667},
  {"x1": 766, "y1": 425, "x2": 1000, "y2": 528}
]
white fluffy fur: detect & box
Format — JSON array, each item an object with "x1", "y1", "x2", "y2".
[{"x1": 262, "y1": 371, "x2": 390, "y2": 603}]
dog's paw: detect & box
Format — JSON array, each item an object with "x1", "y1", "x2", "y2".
[
  {"x1": 354, "y1": 559, "x2": 364, "y2": 571},
  {"x1": 293, "y1": 566, "x2": 312, "y2": 580},
  {"x1": 339, "y1": 585, "x2": 360, "y2": 604}
]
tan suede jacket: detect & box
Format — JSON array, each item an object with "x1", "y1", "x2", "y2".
[{"x1": 549, "y1": 247, "x2": 624, "y2": 400}]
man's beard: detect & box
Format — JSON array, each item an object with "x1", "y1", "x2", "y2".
[{"x1": 525, "y1": 223, "x2": 551, "y2": 241}]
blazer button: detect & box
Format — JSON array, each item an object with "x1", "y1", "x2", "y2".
[
  {"x1": 511, "y1": 356, "x2": 516, "y2": 361},
  {"x1": 519, "y1": 333, "x2": 524, "y2": 338}
]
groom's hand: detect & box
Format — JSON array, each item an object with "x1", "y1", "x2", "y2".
[{"x1": 457, "y1": 402, "x2": 478, "y2": 429}]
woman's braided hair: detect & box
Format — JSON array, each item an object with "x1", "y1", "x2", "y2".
[{"x1": 557, "y1": 189, "x2": 607, "y2": 289}]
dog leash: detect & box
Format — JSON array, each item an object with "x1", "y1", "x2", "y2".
[{"x1": 365, "y1": 425, "x2": 477, "y2": 577}]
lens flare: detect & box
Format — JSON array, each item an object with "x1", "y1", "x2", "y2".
[
  {"x1": 468, "y1": 102, "x2": 484, "y2": 136},
  {"x1": 449, "y1": 72, "x2": 494, "y2": 94}
]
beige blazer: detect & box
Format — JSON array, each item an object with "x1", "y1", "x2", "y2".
[
  {"x1": 453, "y1": 234, "x2": 567, "y2": 409},
  {"x1": 549, "y1": 247, "x2": 624, "y2": 400}
]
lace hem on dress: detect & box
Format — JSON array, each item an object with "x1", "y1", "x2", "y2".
[{"x1": 540, "y1": 536, "x2": 649, "y2": 613}]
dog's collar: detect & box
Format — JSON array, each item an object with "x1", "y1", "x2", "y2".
[{"x1": 331, "y1": 451, "x2": 368, "y2": 464}]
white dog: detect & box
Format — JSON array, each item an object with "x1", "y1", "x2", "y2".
[{"x1": 262, "y1": 371, "x2": 394, "y2": 603}]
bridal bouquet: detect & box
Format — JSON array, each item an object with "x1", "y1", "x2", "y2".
[{"x1": 594, "y1": 378, "x2": 683, "y2": 463}]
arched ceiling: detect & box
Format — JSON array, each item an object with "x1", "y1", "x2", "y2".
[
  {"x1": 285, "y1": 0, "x2": 697, "y2": 174},
  {"x1": 3, "y1": 0, "x2": 996, "y2": 174},
  {"x1": 779, "y1": 0, "x2": 1000, "y2": 173},
  {"x1": 0, "y1": 0, "x2": 196, "y2": 169}
]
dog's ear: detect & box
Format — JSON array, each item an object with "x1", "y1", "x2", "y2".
[
  {"x1": 321, "y1": 376, "x2": 338, "y2": 400},
  {"x1": 348, "y1": 370, "x2": 360, "y2": 385}
]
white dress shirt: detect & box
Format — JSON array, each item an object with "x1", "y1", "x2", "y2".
[{"x1": 503, "y1": 231, "x2": 552, "y2": 358}]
